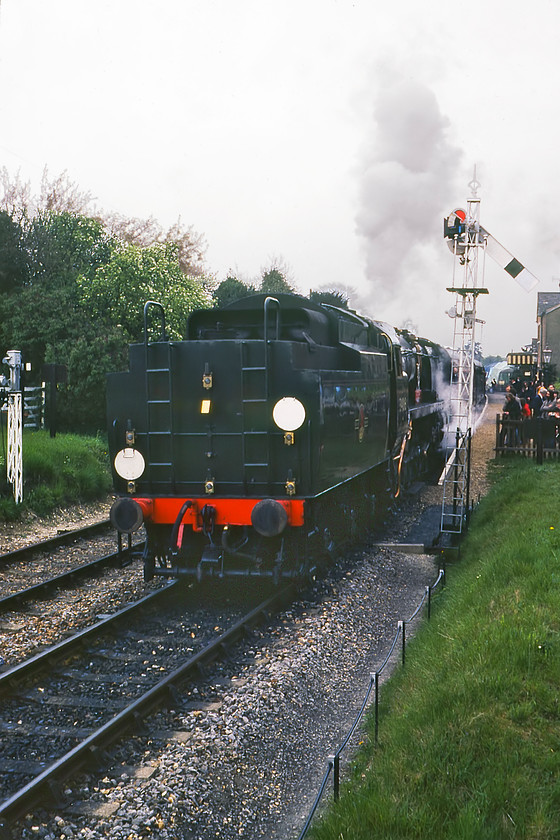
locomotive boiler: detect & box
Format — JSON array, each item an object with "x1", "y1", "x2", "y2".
[{"x1": 107, "y1": 293, "x2": 455, "y2": 581}]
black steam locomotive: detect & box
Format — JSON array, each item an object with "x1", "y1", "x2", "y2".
[{"x1": 107, "y1": 293, "x2": 474, "y2": 581}]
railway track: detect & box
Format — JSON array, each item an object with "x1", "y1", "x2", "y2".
[
  {"x1": 0, "y1": 521, "x2": 143, "y2": 612},
  {"x1": 0, "y1": 520, "x2": 113, "y2": 568},
  {"x1": 0, "y1": 579, "x2": 296, "y2": 834}
]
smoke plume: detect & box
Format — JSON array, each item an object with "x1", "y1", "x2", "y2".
[{"x1": 355, "y1": 73, "x2": 462, "y2": 321}]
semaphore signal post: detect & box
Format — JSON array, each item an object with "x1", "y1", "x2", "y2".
[
  {"x1": 440, "y1": 171, "x2": 539, "y2": 538},
  {"x1": 440, "y1": 174, "x2": 488, "y2": 536}
]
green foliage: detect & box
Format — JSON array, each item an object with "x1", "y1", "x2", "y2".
[
  {"x1": 102, "y1": 212, "x2": 209, "y2": 280},
  {"x1": 212, "y1": 275, "x2": 256, "y2": 307},
  {"x1": 213, "y1": 267, "x2": 301, "y2": 308},
  {"x1": 25, "y1": 212, "x2": 112, "y2": 287},
  {"x1": 0, "y1": 430, "x2": 111, "y2": 519},
  {"x1": 45, "y1": 328, "x2": 129, "y2": 433},
  {"x1": 0, "y1": 169, "x2": 215, "y2": 435},
  {"x1": 260, "y1": 266, "x2": 294, "y2": 295},
  {"x1": 0, "y1": 176, "x2": 214, "y2": 433},
  {"x1": 309, "y1": 288, "x2": 350, "y2": 309},
  {"x1": 312, "y1": 459, "x2": 560, "y2": 839},
  {"x1": 0, "y1": 211, "x2": 27, "y2": 292},
  {"x1": 0, "y1": 212, "x2": 116, "y2": 381},
  {"x1": 0, "y1": 170, "x2": 307, "y2": 436},
  {"x1": 77, "y1": 241, "x2": 211, "y2": 341}
]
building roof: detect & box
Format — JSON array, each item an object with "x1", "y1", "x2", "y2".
[
  {"x1": 537, "y1": 291, "x2": 560, "y2": 318},
  {"x1": 542, "y1": 302, "x2": 560, "y2": 318}
]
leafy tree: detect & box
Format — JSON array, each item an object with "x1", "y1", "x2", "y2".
[
  {"x1": 25, "y1": 212, "x2": 112, "y2": 289},
  {"x1": 76, "y1": 241, "x2": 211, "y2": 341},
  {"x1": 70, "y1": 241, "x2": 211, "y2": 430},
  {"x1": 0, "y1": 211, "x2": 27, "y2": 292},
  {"x1": 100, "y1": 212, "x2": 209, "y2": 280},
  {"x1": 45, "y1": 328, "x2": 129, "y2": 433},
  {"x1": 0, "y1": 213, "x2": 114, "y2": 376},
  {"x1": 260, "y1": 268, "x2": 295, "y2": 295},
  {"x1": 309, "y1": 288, "x2": 349, "y2": 308},
  {"x1": 0, "y1": 169, "x2": 213, "y2": 433},
  {"x1": 1, "y1": 167, "x2": 210, "y2": 281},
  {"x1": 212, "y1": 275, "x2": 256, "y2": 307},
  {"x1": 0, "y1": 166, "x2": 93, "y2": 220},
  {"x1": 259, "y1": 257, "x2": 296, "y2": 295}
]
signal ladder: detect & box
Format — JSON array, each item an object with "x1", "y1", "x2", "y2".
[{"x1": 440, "y1": 182, "x2": 487, "y2": 537}]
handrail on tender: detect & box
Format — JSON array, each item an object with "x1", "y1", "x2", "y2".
[
  {"x1": 263, "y1": 296, "x2": 280, "y2": 343},
  {"x1": 143, "y1": 300, "x2": 167, "y2": 345}
]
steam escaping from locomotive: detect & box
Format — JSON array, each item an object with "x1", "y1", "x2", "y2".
[{"x1": 355, "y1": 71, "x2": 462, "y2": 323}]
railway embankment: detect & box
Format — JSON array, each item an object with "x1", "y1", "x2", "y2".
[{"x1": 311, "y1": 399, "x2": 560, "y2": 839}]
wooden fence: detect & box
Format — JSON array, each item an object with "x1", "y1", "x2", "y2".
[{"x1": 495, "y1": 414, "x2": 560, "y2": 463}]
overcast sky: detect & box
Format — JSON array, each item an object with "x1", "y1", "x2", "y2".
[{"x1": 1, "y1": 0, "x2": 559, "y2": 356}]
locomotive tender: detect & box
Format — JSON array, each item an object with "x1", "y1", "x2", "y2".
[{"x1": 107, "y1": 293, "x2": 458, "y2": 581}]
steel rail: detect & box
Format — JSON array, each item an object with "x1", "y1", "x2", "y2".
[
  {"x1": 0, "y1": 582, "x2": 296, "y2": 831},
  {"x1": 0, "y1": 582, "x2": 176, "y2": 694},
  {"x1": 0, "y1": 520, "x2": 112, "y2": 567},
  {"x1": 0, "y1": 542, "x2": 145, "y2": 612}
]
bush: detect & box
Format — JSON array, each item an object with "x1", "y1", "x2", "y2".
[{"x1": 0, "y1": 429, "x2": 112, "y2": 519}]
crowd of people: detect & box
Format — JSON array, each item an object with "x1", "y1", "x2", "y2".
[
  {"x1": 501, "y1": 379, "x2": 560, "y2": 420},
  {"x1": 498, "y1": 378, "x2": 560, "y2": 449}
]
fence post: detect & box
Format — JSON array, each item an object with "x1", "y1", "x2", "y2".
[
  {"x1": 536, "y1": 417, "x2": 543, "y2": 464},
  {"x1": 373, "y1": 671, "x2": 379, "y2": 744},
  {"x1": 427, "y1": 585, "x2": 431, "y2": 620},
  {"x1": 329, "y1": 754, "x2": 340, "y2": 802},
  {"x1": 399, "y1": 620, "x2": 405, "y2": 666}
]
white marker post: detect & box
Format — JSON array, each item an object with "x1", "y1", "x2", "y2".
[{"x1": 3, "y1": 351, "x2": 23, "y2": 503}]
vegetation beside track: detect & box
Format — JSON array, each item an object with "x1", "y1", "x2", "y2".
[
  {"x1": 311, "y1": 458, "x2": 560, "y2": 839},
  {"x1": 0, "y1": 430, "x2": 111, "y2": 519}
]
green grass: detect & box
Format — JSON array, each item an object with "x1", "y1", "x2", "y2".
[
  {"x1": 0, "y1": 430, "x2": 112, "y2": 519},
  {"x1": 311, "y1": 459, "x2": 560, "y2": 840}
]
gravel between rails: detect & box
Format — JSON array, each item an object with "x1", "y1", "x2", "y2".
[
  {"x1": 6, "y1": 404, "x2": 498, "y2": 840},
  {"x1": 0, "y1": 528, "x2": 156, "y2": 668},
  {"x1": 0, "y1": 498, "x2": 114, "y2": 554},
  {"x1": 0, "y1": 565, "x2": 159, "y2": 668}
]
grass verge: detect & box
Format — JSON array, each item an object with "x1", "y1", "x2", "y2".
[
  {"x1": 0, "y1": 430, "x2": 112, "y2": 519},
  {"x1": 311, "y1": 458, "x2": 560, "y2": 839}
]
